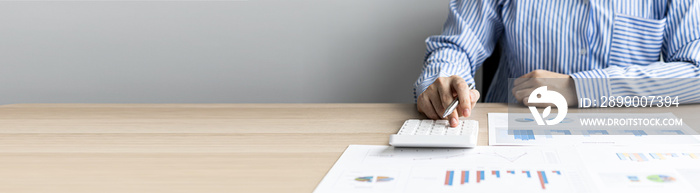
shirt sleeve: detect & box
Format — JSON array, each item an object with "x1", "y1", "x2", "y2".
[
  {"x1": 570, "y1": 0, "x2": 700, "y2": 104},
  {"x1": 413, "y1": 0, "x2": 505, "y2": 102}
]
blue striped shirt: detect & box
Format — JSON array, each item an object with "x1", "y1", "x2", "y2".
[{"x1": 414, "y1": 0, "x2": 700, "y2": 104}]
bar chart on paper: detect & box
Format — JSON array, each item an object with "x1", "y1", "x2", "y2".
[
  {"x1": 616, "y1": 152, "x2": 700, "y2": 162},
  {"x1": 402, "y1": 167, "x2": 579, "y2": 192},
  {"x1": 577, "y1": 145, "x2": 700, "y2": 165},
  {"x1": 442, "y1": 170, "x2": 562, "y2": 190}
]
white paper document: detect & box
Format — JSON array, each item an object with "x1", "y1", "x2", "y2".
[
  {"x1": 576, "y1": 145, "x2": 700, "y2": 193},
  {"x1": 488, "y1": 113, "x2": 700, "y2": 146},
  {"x1": 314, "y1": 145, "x2": 700, "y2": 193},
  {"x1": 314, "y1": 145, "x2": 590, "y2": 193}
]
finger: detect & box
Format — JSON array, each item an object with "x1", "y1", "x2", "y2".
[
  {"x1": 421, "y1": 100, "x2": 440, "y2": 120},
  {"x1": 514, "y1": 90, "x2": 524, "y2": 104},
  {"x1": 470, "y1": 90, "x2": 480, "y2": 109},
  {"x1": 514, "y1": 88, "x2": 535, "y2": 104},
  {"x1": 437, "y1": 80, "x2": 455, "y2": 118},
  {"x1": 448, "y1": 109, "x2": 459, "y2": 127},
  {"x1": 428, "y1": 91, "x2": 445, "y2": 119},
  {"x1": 463, "y1": 89, "x2": 472, "y2": 118},
  {"x1": 523, "y1": 97, "x2": 529, "y2": 106},
  {"x1": 523, "y1": 97, "x2": 530, "y2": 107},
  {"x1": 451, "y1": 78, "x2": 470, "y2": 117},
  {"x1": 417, "y1": 94, "x2": 426, "y2": 114},
  {"x1": 418, "y1": 93, "x2": 439, "y2": 119},
  {"x1": 512, "y1": 78, "x2": 529, "y2": 96},
  {"x1": 417, "y1": 88, "x2": 431, "y2": 114}
]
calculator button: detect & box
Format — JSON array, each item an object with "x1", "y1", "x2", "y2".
[
  {"x1": 407, "y1": 119, "x2": 420, "y2": 125},
  {"x1": 435, "y1": 120, "x2": 449, "y2": 126},
  {"x1": 433, "y1": 126, "x2": 446, "y2": 131}
]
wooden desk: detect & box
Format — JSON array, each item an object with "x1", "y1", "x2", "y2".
[
  {"x1": 1, "y1": 103, "x2": 698, "y2": 193},
  {"x1": 0, "y1": 103, "x2": 505, "y2": 193}
]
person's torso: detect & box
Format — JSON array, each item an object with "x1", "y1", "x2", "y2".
[{"x1": 486, "y1": 0, "x2": 668, "y2": 102}]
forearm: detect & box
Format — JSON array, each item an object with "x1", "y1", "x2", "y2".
[
  {"x1": 415, "y1": 48, "x2": 476, "y2": 99},
  {"x1": 571, "y1": 61, "x2": 700, "y2": 105}
]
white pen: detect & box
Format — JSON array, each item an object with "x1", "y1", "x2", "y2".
[{"x1": 441, "y1": 83, "x2": 475, "y2": 119}]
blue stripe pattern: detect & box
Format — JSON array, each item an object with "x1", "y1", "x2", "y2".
[
  {"x1": 609, "y1": 14, "x2": 665, "y2": 66},
  {"x1": 414, "y1": 0, "x2": 700, "y2": 104}
]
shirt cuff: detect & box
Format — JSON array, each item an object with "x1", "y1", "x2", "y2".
[
  {"x1": 570, "y1": 69, "x2": 612, "y2": 107},
  {"x1": 413, "y1": 71, "x2": 475, "y2": 103},
  {"x1": 414, "y1": 75, "x2": 439, "y2": 102}
]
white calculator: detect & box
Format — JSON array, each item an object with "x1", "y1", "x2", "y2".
[{"x1": 389, "y1": 119, "x2": 478, "y2": 148}]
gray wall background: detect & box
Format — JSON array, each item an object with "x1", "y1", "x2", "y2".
[{"x1": 0, "y1": 0, "x2": 483, "y2": 104}]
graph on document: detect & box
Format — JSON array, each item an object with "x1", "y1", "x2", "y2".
[
  {"x1": 616, "y1": 152, "x2": 700, "y2": 162},
  {"x1": 492, "y1": 127, "x2": 700, "y2": 145},
  {"x1": 442, "y1": 170, "x2": 562, "y2": 190},
  {"x1": 363, "y1": 147, "x2": 549, "y2": 164},
  {"x1": 508, "y1": 129, "x2": 679, "y2": 141}
]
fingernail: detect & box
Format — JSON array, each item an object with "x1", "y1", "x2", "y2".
[
  {"x1": 451, "y1": 117, "x2": 458, "y2": 125},
  {"x1": 466, "y1": 108, "x2": 471, "y2": 117},
  {"x1": 463, "y1": 109, "x2": 469, "y2": 116}
]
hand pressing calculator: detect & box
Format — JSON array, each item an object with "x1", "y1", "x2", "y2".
[{"x1": 389, "y1": 119, "x2": 478, "y2": 148}]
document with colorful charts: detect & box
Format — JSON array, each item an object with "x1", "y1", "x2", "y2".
[
  {"x1": 313, "y1": 145, "x2": 590, "y2": 193},
  {"x1": 488, "y1": 113, "x2": 700, "y2": 146},
  {"x1": 313, "y1": 145, "x2": 700, "y2": 193},
  {"x1": 575, "y1": 145, "x2": 700, "y2": 193}
]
